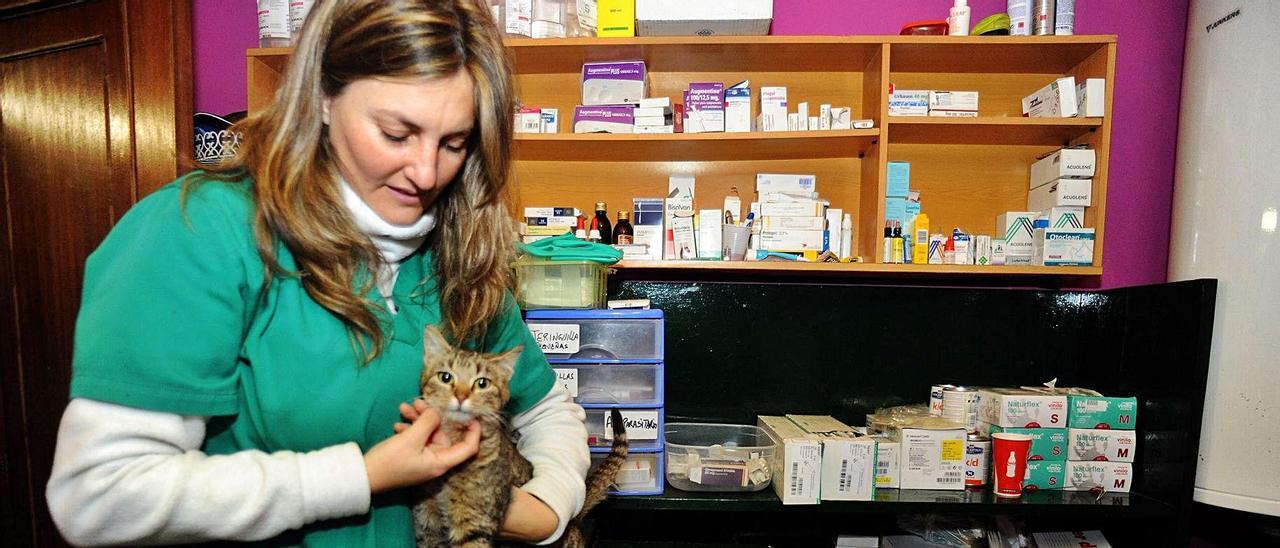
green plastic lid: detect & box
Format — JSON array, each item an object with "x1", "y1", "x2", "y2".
[{"x1": 974, "y1": 13, "x2": 1011, "y2": 36}]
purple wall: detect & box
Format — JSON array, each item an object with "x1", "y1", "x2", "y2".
[{"x1": 192, "y1": 0, "x2": 1188, "y2": 289}]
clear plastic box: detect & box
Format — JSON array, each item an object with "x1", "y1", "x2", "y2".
[
  {"x1": 585, "y1": 407, "x2": 663, "y2": 451},
  {"x1": 590, "y1": 449, "x2": 664, "y2": 495},
  {"x1": 514, "y1": 258, "x2": 608, "y2": 309},
  {"x1": 523, "y1": 310, "x2": 664, "y2": 362},
  {"x1": 551, "y1": 363, "x2": 664, "y2": 406},
  {"x1": 664, "y1": 422, "x2": 777, "y2": 492}
]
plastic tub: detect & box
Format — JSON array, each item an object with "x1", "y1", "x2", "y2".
[
  {"x1": 523, "y1": 309, "x2": 664, "y2": 362},
  {"x1": 664, "y1": 422, "x2": 777, "y2": 492},
  {"x1": 551, "y1": 363, "x2": 664, "y2": 406},
  {"x1": 589, "y1": 450, "x2": 664, "y2": 495},
  {"x1": 514, "y1": 257, "x2": 607, "y2": 309}
]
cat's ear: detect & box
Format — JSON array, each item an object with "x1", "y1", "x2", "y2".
[
  {"x1": 423, "y1": 324, "x2": 451, "y2": 355},
  {"x1": 492, "y1": 345, "x2": 523, "y2": 371}
]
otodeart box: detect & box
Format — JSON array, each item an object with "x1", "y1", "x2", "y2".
[
  {"x1": 1023, "y1": 460, "x2": 1066, "y2": 491},
  {"x1": 1068, "y1": 395, "x2": 1138, "y2": 430},
  {"x1": 1068, "y1": 428, "x2": 1137, "y2": 463},
  {"x1": 1066, "y1": 461, "x2": 1133, "y2": 493},
  {"x1": 976, "y1": 388, "x2": 1068, "y2": 428},
  {"x1": 980, "y1": 423, "x2": 1067, "y2": 461}
]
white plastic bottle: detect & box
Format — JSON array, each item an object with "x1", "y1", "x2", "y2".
[
  {"x1": 840, "y1": 213, "x2": 853, "y2": 260},
  {"x1": 948, "y1": 0, "x2": 971, "y2": 36},
  {"x1": 288, "y1": 0, "x2": 314, "y2": 41},
  {"x1": 257, "y1": 0, "x2": 290, "y2": 48},
  {"x1": 532, "y1": 0, "x2": 567, "y2": 38}
]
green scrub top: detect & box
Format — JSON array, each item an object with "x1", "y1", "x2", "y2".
[{"x1": 69, "y1": 174, "x2": 555, "y2": 547}]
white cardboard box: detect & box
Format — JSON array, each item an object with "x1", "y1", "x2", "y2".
[
  {"x1": 928, "y1": 90, "x2": 979, "y2": 112},
  {"x1": 1031, "y1": 149, "x2": 1097, "y2": 188},
  {"x1": 1076, "y1": 78, "x2": 1106, "y2": 118},
  {"x1": 757, "y1": 415, "x2": 822, "y2": 505},
  {"x1": 1067, "y1": 428, "x2": 1137, "y2": 463},
  {"x1": 759, "y1": 229, "x2": 825, "y2": 251},
  {"x1": 898, "y1": 425, "x2": 967, "y2": 490},
  {"x1": 759, "y1": 86, "x2": 788, "y2": 132},
  {"x1": 1033, "y1": 228, "x2": 1095, "y2": 266},
  {"x1": 785, "y1": 415, "x2": 876, "y2": 501},
  {"x1": 756, "y1": 173, "x2": 816, "y2": 194},
  {"x1": 636, "y1": 0, "x2": 773, "y2": 36},
  {"x1": 1023, "y1": 76, "x2": 1078, "y2": 117},
  {"x1": 871, "y1": 436, "x2": 900, "y2": 489},
  {"x1": 976, "y1": 388, "x2": 1068, "y2": 428},
  {"x1": 1042, "y1": 206, "x2": 1085, "y2": 229},
  {"x1": 1029, "y1": 178, "x2": 1093, "y2": 210},
  {"x1": 725, "y1": 80, "x2": 752, "y2": 133},
  {"x1": 1065, "y1": 461, "x2": 1133, "y2": 493},
  {"x1": 996, "y1": 211, "x2": 1038, "y2": 257}
]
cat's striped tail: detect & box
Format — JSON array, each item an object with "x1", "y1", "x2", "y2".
[{"x1": 560, "y1": 407, "x2": 628, "y2": 548}]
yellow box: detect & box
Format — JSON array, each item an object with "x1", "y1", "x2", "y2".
[{"x1": 598, "y1": 0, "x2": 636, "y2": 37}]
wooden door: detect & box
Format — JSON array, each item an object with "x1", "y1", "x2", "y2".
[{"x1": 0, "y1": 1, "x2": 191, "y2": 545}]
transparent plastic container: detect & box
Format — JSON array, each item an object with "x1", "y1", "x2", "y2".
[
  {"x1": 523, "y1": 309, "x2": 663, "y2": 361},
  {"x1": 552, "y1": 363, "x2": 664, "y2": 406},
  {"x1": 585, "y1": 407, "x2": 663, "y2": 451},
  {"x1": 589, "y1": 450, "x2": 664, "y2": 495},
  {"x1": 514, "y1": 258, "x2": 607, "y2": 309},
  {"x1": 532, "y1": 0, "x2": 567, "y2": 38},
  {"x1": 664, "y1": 423, "x2": 777, "y2": 492}
]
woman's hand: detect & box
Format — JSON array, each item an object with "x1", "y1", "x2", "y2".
[{"x1": 363, "y1": 406, "x2": 480, "y2": 494}]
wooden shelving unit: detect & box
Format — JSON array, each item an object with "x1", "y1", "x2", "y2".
[{"x1": 246, "y1": 34, "x2": 1116, "y2": 280}]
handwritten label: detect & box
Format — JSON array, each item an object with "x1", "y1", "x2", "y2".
[
  {"x1": 553, "y1": 368, "x2": 578, "y2": 397},
  {"x1": 527, "y1": 323, "x2": 580, "y2": 354},
  {"x1": 604, "y1": 409, "x2": 659, "y2": 440}
]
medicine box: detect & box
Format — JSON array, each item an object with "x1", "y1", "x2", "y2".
[
  {"x1": 976, "y1": 388, "x2": 1068, "y2": 428},
  {"x1": 591, "y1": 450, "x2": 664, "y2": 495},
  {"x1": 635, "y1": 0, "x2": 773, "y2": 37},
  {"x1": 1023, "y1": 76, "x2": 1078, "y2": 118},
  {"x1": 756, "y1": 173, "x2": 816, "y2": 194},
  {"x1": 524, "y1": 309, "x2": 664, "y2": 362},
  {"x1": 725, "y1": 80, "x2": 751, "y2": 133},
  {"x1": 1023, "y1": 460, "x2": 1066, "y2": 491},
  {"x1": 581, "y1": 61, "x2": 646, "y2": 106},
  {"x1": 1065, "y1": 461, "x2": 1133, "y2": 493},
  {"x1": 759, "y1": 86, "x2": 788, "y2": 132},
  {"x1": 1042, "y1": 206, "x2": 1085, "y2": 229},
  {"x1": 888, "y1": 88, "x2": 929, "y2": 117},
  {"x1": 1068, "y1": 395, "x2": 1138, "y2": 430},
  {"x1": 551, "y1": 363, "x2": 664, "y2": 406},
  {"x1": 870, "y1": 436, "x2": 900, "y2": 489},
  {"x1": 785, "y1": 415, "x2": 876, "y2": 501},
  {"x1": 898, "y1": 424, "x2": 966, "y2": 490},
  {"x1": 633, "y1": 197, "x2": 664, "y2": 261},
  {"x1": 573, "y1": 105, "x2": 635, "y2": 133},
  {"x1": 514, "y1": 258, "x2": 607, "y2": 309},
  {"x1": 980, "y1": 423, "x2": 1068, "y2": 461},
  {"x1": 759, "y1": 201, "x2": 825, "y2": 217},
  {"x1": 597, "y1": 0, "x2": 636, "y2": 37},
  {"x1": 996, "y1": 212, "x2": 1037, "y2": 257},
  {"x1": 1029, "y1": 178, "x2": 1093, "y2": 210},
  {"x1": 586, "y1": 406, "x2": 663, "y2": 451},
  {"x1": 684, "y1": 82, "x2": 724, "y2": 133},
  {"x1": 761, "y1": 216, "x2": 826, "y2": 231},
  {"x1": 1033, "y1": 228, "x2": 1095, "y2": 266},
  {"x1": 1031, "y1": 149, "x2": 1097, "y2": 188},
  {"x1": 1068, "y1": 428, "x2": 1137, "y2": 462},
  {"x1": 928, "y1": 91, "x2": 979, "y2": 113},
  {"x1": 886, "y1": 161, "x2": 910, "y2": 197},
  {"x1": 759, "y1": 229, "x2": 825, "y2": 252},
  {"x1": 757, "y1": 416, "x2": 822, "y2": 504},
  {"x1": 1076, "y1": 78, "x2": 1106, "y2": 118}
]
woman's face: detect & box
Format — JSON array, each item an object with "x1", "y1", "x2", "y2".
[{"x1": 323, "y1": 72, "x2": 475, "y2": 225}]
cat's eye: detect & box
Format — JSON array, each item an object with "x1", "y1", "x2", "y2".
[
  {"x1": 475, "y1": 378, "x2": 490, "y2": 389},
  {"x1": 438, "y1": 372, "x2": 453, "y2": 384}
]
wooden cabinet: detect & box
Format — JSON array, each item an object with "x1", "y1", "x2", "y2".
[{"x1": 247, "y1": 35, "x2": 1115, "y2": 280}]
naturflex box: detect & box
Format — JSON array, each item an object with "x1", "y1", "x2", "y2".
[
  {"x1": 977, "y1": 388, "x2": 1068, "y2": 428},
  {"x1": 1066, "y1": 461, "x2": 1133, "y2": 493},
  {"x1": 1023, "y1": 460, "x2": 1066, "y2": 491},
  {"x1": 981, "y1": 423, "x2": 1068, "y2": 461},
  {"x1": 1068, "y1": 395, "x2": 1138, "y2": 430},
  {"x1": 1068, "y1": 428, "x2": 1137, "y2": 463}
]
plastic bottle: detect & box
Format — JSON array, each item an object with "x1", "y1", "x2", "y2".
[
  {"x1": 257, "y1": 0, "x2": 290, "y2": 48},
  {"x1": 891, "y1": 222, "x2": 905, "y2": 264},
  {"x1": 839, "y1": 213, "x2": 853, "y2": 260},
  {"x1": 588, "y1": 216, "x2": 602, "y2": 243},
  {"x1": 593, "y1": 202, "x2": 612, "y2": 244},
  {"x1": 614, "y1": 211, "x2": 634, "y2": 244},
  {"x1": 881, "y1": 222, "x2": 893, "y2": 264},
  {"x1": 532, "y1": 0, "x2": 567, "y2": 38},
  {"x1": 1054, "y1": 0, "x2": 1075, "y2": 35},
  {"x1": 574, "y1": 216, "x2": 588, "y2": 240},
  {"x1": 287, "y1": 0, "x2": 314, "y2": 41},
  {"x1": 948, "y1": 0, "x2": 971, "y2": 36}
]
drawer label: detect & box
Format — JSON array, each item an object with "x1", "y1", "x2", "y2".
[
  {"x1": 553, "y1": 368, "x2": 578, "y2": 397},
  {"x1": 528, "y1": 323, "x2": 580, "y2": 354},
  {"x1": 605, "y1": 409, "x2": 659, "y2": 440}
]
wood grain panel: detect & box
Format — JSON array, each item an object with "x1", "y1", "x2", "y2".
[
  {"x1": 887, "y1": 37, "x2": 1112, "y2": 74},
  {"x1": 887, "y1": 72, "x2": 1065, "y2": 118},
  {"x1": 128, "y1": 0, "x2": 193, "y2": 195}
]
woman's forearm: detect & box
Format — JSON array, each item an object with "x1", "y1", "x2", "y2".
[{"x1": 499, "y1": 487, "x2": 559, "y2": 543}]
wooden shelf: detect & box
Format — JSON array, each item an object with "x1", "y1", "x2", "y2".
[
  {"x1": 886, "y1": 35, "x2": 1116, "y2": 74},
  {"x1": 887, "y1": 116, "x2": 1102, "y2": 145},
  {"x1": 504, "y1": 36, "x2": 882, "y2": 74},
  {"x1": 515, "y1": 129, "x2": 879, "y2": 161},
  {"x1": 613, "y1": 260, "x2": 1100, "y2": 277}
]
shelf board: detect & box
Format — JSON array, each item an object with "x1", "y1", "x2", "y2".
[
  {"x1": 613, "y1": 260, "x2": 1100, "y2": 277},
  {"x1": 504, "y1": 36, "x2": 883, "y2": 74},
  {"x1": 887, "y1": 35, "x2": 1116, "y2": 74},
  {"x1": 887, "y1": 116, "x2": 1103, "y2": 145},
  {"x1": 604, "y1": 488, "x2": 1174, "y2": 518},
  {"x1": 514, "y1": 130, "x2": 879, "y2": 161}
]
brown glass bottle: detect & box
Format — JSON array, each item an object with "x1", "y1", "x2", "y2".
[
  {"x1": 614, "y1": 211, "x2": 634, "y2": 244},
  {"x1": 593, "y1": 202, "x2": 613, "y2": 244}
]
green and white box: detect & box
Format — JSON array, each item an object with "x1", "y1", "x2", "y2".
[
  {"x1": 1033, "y1": 228, "x2": 1095, "y2": 266},
  {"x1": 996, "y1": 212, "x2": 1037, "y2": 257},
  {"x1": 981, "y1": 423, "x2": 1068, "y2": 461},
  {"x1": 1023, "y1": 460, "x2": 1066, "y2": 491},
  {"x1": 1066, "y1": 461, "x2": 1133, "y2": 493},
  {"x1": 1068, "y1": 428, "x2": 1137, "y2": 463},
  {"x1": 1042, "y1": 206, "x2": 1085, "y2": 229},
  {"x1": 1068, "y1": 395, "x2": 1138, "y2": 430},
  {"x1": 977, "y1": 388, "x2": 1068, "y2": 428}
]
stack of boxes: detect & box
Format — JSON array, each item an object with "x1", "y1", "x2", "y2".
[
  {"x1": 1028, "y1": 147, "x2": 1097, "y2": 266},
  {"x1": 1065, "y1": 394, "x2": 1138, "y2": 494},
  {"x1": 889, "y1": 86, "x2": 980, "y2": 117},
  {"x1": 756, "y1": 414, "x2": 879, "y2": 504},
  {"x1": 1022, "y1": 76, "x2": 1107, "y2": 119},
  {"x1": 524, "y1": 309, "x2": 666, "y2": 496},
  {"x1": 755, "y1": 173, "x2": 830, "y2": 256},
  {"x1": 520, "y1": 206, "x2": 581, "y2": 243},
  {"x1": 976, "y1": 388, "x2": 1070, "y2": 492}
]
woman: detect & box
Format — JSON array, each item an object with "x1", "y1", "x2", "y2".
[{"x1": 46, "y1": 0, "x2": 588, "y2": 545}]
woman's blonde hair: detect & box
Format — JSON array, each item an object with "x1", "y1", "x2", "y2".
[{"x1": 199, "y1": 0, "x2": 516, "y2": 361}]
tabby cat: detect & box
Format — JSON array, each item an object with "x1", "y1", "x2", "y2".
[{"x1": 412, "y1": 326, "x2": 628, "y2": 548}]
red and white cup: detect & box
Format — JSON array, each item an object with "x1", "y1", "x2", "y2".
[{"x1": 992, "y1": 432, "x2": 1033, "y2": 498}]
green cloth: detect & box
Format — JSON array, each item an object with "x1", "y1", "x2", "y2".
[
  {"x1": 519, "y1": 232, "x2": 622, "y2": 264},
  {"x1": 70, "y1": 174, "x2": 555, "y2": 547}
]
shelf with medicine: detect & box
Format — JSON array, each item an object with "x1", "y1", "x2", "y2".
[{"x1": 245, "y1": 35, "x2": 1116, "y2": 279}]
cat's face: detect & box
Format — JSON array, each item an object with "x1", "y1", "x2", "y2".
[{"x1": 419, "y1": 325, "x2": 521, "y2": 423}]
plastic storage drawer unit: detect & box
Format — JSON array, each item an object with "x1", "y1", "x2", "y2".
[
  {"x1": 514, "y1": 257, "x2": 608, "y2": 309},
  {"x1": 551, "y1": 363, "x2": 665, "y2": 406},
  {"x1": 523, "y1": 309, "x2": 664, "y2": 362},
  {"x1": 589, "y1": 449, "x2": 665, "y2": 496},
  {"x1": 585, "y1": 407, "x2": 664, "y2": 451}
]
